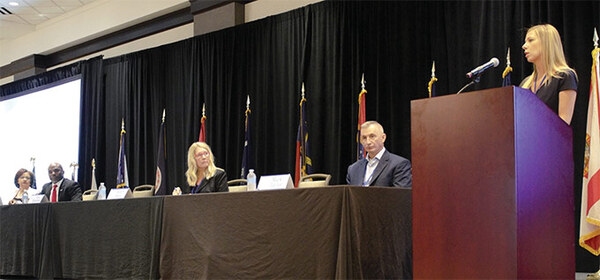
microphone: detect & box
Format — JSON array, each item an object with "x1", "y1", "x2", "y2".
[{"x1": 466, "y1": 57, "x2": 500, "y2": 78}]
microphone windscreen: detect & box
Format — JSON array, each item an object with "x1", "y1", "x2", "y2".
[{"x1": 491, "y1": 57, "x2": 500, "y2": 67}]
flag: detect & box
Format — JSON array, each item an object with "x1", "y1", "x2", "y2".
[
  {"x1": 241, "y1": 96, "x2": 252, "y2": 179},
  {"x1": 30, "y1": 158, "x2": 36, "y2": 189},
  {"x1": 70, "y1": 162, "x2": 78, "y2": 181},
  {"x1": 502, "y1": 48, "x2": 512, "y2": 87},
  {"x1": 198, "y1": 103, "x2": 206, "y2": 142},
  {"x1": 116, "y1": 119, "x2": 129, "y2": 189},
  {"x1": 90, "y1": 158, "x2": 97, "y2": 191},
  {"x1": 579, "y1": 40, "x2": 600, "y2": 255},
  {"x1": 502, "y1": 66, "x2": 512, "y2": 86},
  {"x1": 294, "y1": 83, "x2": 312, "y2": 187},
  {"x1": 357, "y1": 74, "x2": 367, "y2": 160},
  {"x1": 428, "y1": 61, "x2": 437, "y2": 98},
  {"x1": 155, "y1": 110, "x2": 167, "y2": 195}
]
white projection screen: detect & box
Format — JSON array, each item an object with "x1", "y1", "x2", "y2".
[{"x1": 0, "y1": 77, "x2": 81, "y2": 203}]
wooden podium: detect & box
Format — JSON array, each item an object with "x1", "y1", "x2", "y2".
[{"x1": 411, "y1": 87, "x2": 574, "y2": 278}]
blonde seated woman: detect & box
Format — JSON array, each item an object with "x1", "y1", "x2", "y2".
[
  {"x1": 9, "y1": 168, "x2": 36, "y2": 205},
  {"x1": 173, "y1": 142, "x2": 229, "y2": 195}
]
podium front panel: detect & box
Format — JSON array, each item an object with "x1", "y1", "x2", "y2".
[
  {"x1": 411, "y1": 87, "x2": 574, "y2": 278},
  {"x1": 411, "y1": 87, "x2": 517, "y2": 278}
]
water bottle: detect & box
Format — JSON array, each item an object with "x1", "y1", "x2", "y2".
[
  {"x1": 21, "y1": 190, "x2": 29, "y2": 204},
  {"x1": 97, "y1": 183, "x2": 107, "y2": 200},
  {"x1": 247, "y1": 169, "x2": 256, "y2": 191}
]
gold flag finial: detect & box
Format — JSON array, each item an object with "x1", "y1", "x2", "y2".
[
  {"x1": 594, "y1": 28, "x2": 599, "y2": 49},
  {"x1": 431, "y1": 61, "x2": 436, "y2": 78},
  {"x1": 162, "y1": 109, "x2": 165, "y2": 122},
  {"x1": 506, "y1": 48, "x2": 511, "y2": 67},
  {"x1": 246, "y1": 95, "x2": 250, "y2": 110},
  {"x1": 301, "y1": 83, "x2": 305, "y2": 99},
  {"x1": 121, "y1": 118, "x2": 124, "y2": 131},
  {"x1": 92, "y1": 158, "x2": 96, "y2": 169},
  {"x1": 202, "y1": 103, "x2": 206, "y2": 117}
]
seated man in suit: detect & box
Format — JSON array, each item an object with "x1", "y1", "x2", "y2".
[
  {"x1": 346, "y1": 121, "x2": 412, "y2": 188},
  {"x1": 42, "y1": 162, "x2": 83, "y2": 202}
]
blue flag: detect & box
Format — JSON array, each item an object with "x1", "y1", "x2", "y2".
[
  {"x1": 502, "y1": 49, "x2": 512, "y2": 87},
  {"x1": 502, "y1": 66, "x2": 512, "y2": 87},
  {"x1": 31, "y1": 162, "x2": 36, "y2": 189},
  {"x1": 155, "y1": 114, "x2": 167, "y2": 195},
  {"x1": 116, "y1": 121, "x2": 129, "y2": 189},
  {"x1": 428, "y1": 76, "x2": 437, "y2": 98},
  {"x1": 241, "y1": 106, "x2": 252, "y2": 179}
]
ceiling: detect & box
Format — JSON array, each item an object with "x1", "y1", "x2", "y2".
[{"x1": 0, "y1": 0, "x2": 98, "y2": 41}]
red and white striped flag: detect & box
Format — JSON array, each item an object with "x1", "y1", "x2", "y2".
[{"x1": 580, "y1": 44, "x2": 600, "y2": 255}]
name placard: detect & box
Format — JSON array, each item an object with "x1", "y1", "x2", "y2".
[
  {"x1": 107, "y1": 188, "x2": 133, "y2": 200},
  {"x1": 257, "y1": 174, "x2": 294, "y2": 190},
  {"x1": 28, "y1": 194, "x2": 48, "y2": 204}
]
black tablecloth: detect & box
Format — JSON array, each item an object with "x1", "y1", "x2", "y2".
[
  {"x1": 0, "y1": 186, "x2": 411, "y2": 279},
  {"x1": 0, "y1": 198, "x2": 163, "y2": 279}
]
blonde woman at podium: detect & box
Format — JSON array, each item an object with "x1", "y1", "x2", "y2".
[
  {"x1": 520, "y1": 23, "x2": 577, "y2": 125},
  {"x1": 172, "y1": 142, "x2": 228, "y2": 195},
  {"x1": 9, "y1": 168, "x2": 36, "y2": 205}
]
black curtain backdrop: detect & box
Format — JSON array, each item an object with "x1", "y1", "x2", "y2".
[{"x1": 2, "y1": 0, "x2": 600, "y2": 271}]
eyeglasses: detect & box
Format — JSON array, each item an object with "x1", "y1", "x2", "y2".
[{"x1": 195, "y1": 151, "x2": 210, "y2": 158}]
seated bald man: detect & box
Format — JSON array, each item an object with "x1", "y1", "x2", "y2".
[
  {"x1": 42, "y1": 162, "x2": 83, "y2": 202},
  {"x1": 346, "y1": 121, "x2": 412, "y2": 188}
]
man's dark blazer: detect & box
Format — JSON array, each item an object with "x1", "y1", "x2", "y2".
[
  {"x1": 187, "y1": 168, "x2": 229, "y2": 193},
  {"x1": 42, "y1": 178, "x2": 83, "y2": 202},
  {"x1": 346, "y1": 149, "x2": 412, "y2": 188}
]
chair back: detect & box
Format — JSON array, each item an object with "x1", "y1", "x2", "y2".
[
  {"x1": 298, "y1": 173, "x2": 331, "y2": 188},
  {"x1": 133, "y1": 185, "x2": 154, "y2": 198},
  {"x1": 227, "y1": 179, "x2": 247, "y2": 192},
  {"x1": 82, "y1": 189, "x2": 98, "y2": 201}
]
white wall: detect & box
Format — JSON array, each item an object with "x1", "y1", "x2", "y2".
[
  {"x1": 1, "y1": 0, "x2": 323, "y2": 86},
  {"x1": 245, "y1": 0, "x2": 322, "y2": 22}
]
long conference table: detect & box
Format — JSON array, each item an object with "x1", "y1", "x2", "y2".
[{"x1": 0, "y1": 186, "x2": 412, "y2": 279}]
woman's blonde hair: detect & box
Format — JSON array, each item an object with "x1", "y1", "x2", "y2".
[
  {"x1": 185, "y1": 142, "x2": 217, "y2": 186},
  {"x1": 520, "y1": 24, "x2": 577, "y2": 89}
]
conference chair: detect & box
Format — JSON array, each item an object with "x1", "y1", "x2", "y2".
[
  {"x1": 298, "y1": 173, "x2": 331, "y2": 188},
  {"x1": 82, "y1": 189, "x2": 98, "y2": 201},
  {"x1": 132, "y1": 185, "x2": 154, "y2": 198},
  {"x1": 227, "y1": 179, "x2": 247, "y2": 192}
]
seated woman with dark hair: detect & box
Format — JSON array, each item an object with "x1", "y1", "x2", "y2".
[
  {"x1": 173, "y1": 142, "x2": 228, "y2": 195},
  {"x1": 9, "y1": 168, "x2": 36, "y2": 205}
]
